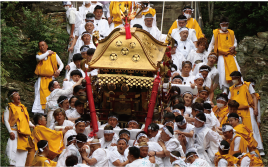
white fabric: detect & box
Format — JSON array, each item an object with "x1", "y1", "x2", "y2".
[
  {"x1": 57, "y1": 144, "x2": 82, "y2": 167},
  {"x1": 193, "y1": 62, "x2": 219, "y2": 84},
  {"x1": 187, "y1": 49, "x2": 209, "y2": 65},
  {"x1": 130, "y1": 7, "x2": 157, "y2": 27},
  {"x1": 66, "y1": 108, "x2": 81, "y2": 120},
  {"x1": 193, "y1": 126, "x2": 221, "y2": 165},
  {"x1": 203, "y1": 77, "x2": 212, "y2": 89},
  {"x1": 171, "y1": 28, "x2": 197, "y2": 44},
  {"x1": 100, "y1": 134, "x2": 118, "y2": 150},
  {"x1": 66, "y1": 7, "x2": 77, "y2": 35},
  {"x1": 171, "y1": 52, "x2": 185, "y2": 72},
  {"x1": 49, "y1": 120, "x2": 74, "y2": 130},
  {"x1": 94, "y1": 19, "x2": 111, "y2": 37},
  {"x1": 6, "y1": 130, "x2": 28, "y2": 166},
  {"x1": 126, "y1": 158, "x2": 153, "y2": 167},
  {"x1": 63, "y1": 128, "x2": 91, "y2": 146},
  {"x1": 90, "y1": 148, "x2": 109, "y2": 167},
  {"x1": 189, "y1": 158, "x2": 211, "y2": 167},
  {"x1": 143, "y1": 25, "x2": 163, "y2": 41},
  {"x1": 32, "y1": 51, "x2": 64, "y2": 113},
  {"x1": 184, "y1": 106, "x2": 192, "y2": 116},
  {"x1": 65, "y1": 107, "x2": 76, "y2": 118},
  {"x1": 109, "y1": 149, "x2": 128, "y2": 167},
  {"x1": 182, "y1": 75, "x2": 195, "y2": 85},
  {"x1": 174, "y1": 123, "x2": 194, "y2": 151},
  {"x1": 148, "y1": 142, "x2": 164, "y2": 167},
  {"x1": 176, "y1": 39, "x2": 196, "y2": 59},
  {"x1": 78, "y1": 3, "x2": 103, "y2": 25},
  {"x1": 163, "y1": 138, "x2": 185, "y2": 167},
  {"x1": 217, "y1": 158, "x2": 228, "y2": 167},
  {"x1": 66, "y1": 67, "x2": 86, "y2": 81},
  {"x1": 148, "y1": 131, "x2": 161, "y2": 142},
  {"x1": 249, "y1": 107, "x2": 264, "y2": 151},
  {"x1": 240, "y1": 156, "x2": 251, "y2": 167}
]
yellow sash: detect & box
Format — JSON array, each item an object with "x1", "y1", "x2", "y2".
[
  {"x1": 30, "y1": 125, "x2": 64, "y2": 158},
  {"x1": 227, "y1": 134, "x2": 248, "y2": 156},
  {"x1": 7, "y1": 103, "x2": 31, "y2": 150},
  {"x1": 215, "y1": 154, "x2": 238, "y2": 167},
  {"x1": 234, "y1": 124, "x2": 258, "y2": 150},
  {"x1": 35, "y1": 52, "x2": 58, "y2": 109},
  {"x1": 32, "y1": 155, "x2": 57, "y2": 166},
  {"x1": 109, "y1": 1, "x2": 132, "y2": 27},
  {"x1": 213, "y1": 29, "x2": 238, "y2": 82},
  {"x1": 141, "y1": 8, "x2": 156, "y2": 16},
  {"x1": 212, "y1": 105, "x2": 229, "y2": 120}
]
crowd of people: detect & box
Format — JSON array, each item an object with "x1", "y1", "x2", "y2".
[{"x1": 3, "y1": 1, "x2": 265, "y2": 167}]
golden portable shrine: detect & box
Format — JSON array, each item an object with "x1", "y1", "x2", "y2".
[{"x1": 81, "y1": 26, "x2": 174, "y2": 128}]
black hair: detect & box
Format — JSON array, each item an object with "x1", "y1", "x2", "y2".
[
  {"x1": 165, "y1": 125, "x2": 174, "y2": 135},
  {"x1": 220, "y1": 16, "x2": 229, "y2": 23},
  {"x1": 170, "y1": 64, "x2": 178, "y2": 71},
  {"x1": 108, "y1": 112, "x2": 118, "y2": 119},
  {"x1": 177, "y1": 15, "x2": 187, "y2": 21},
  {"x1": 230, "y1": 71, "x2": 242, "y2": 77},
  {"x1": 133, "y1": 24, "x2": 143, "y2": 29},
  {"x1": 199, "y1": 65, "x2": 211, "y2": 72},
  {"x1": 76, "y1": 133, "x2": 88, "y2": 143},
  {"x1": 80, "y1": 45, "x2": 90, "y2": 52},
  {"x1": 37, "y1": 140, "x2": 48, "y2": 152},
  {"x1": 148, "y1": 123, "x2": 159, "y2": 131},
  {"x1": 86, "y1": 13, "x2": 95, "y2": 19},
  {"x1": 191, "y1": 102, "x2": 204, "y2": 112},
  {"x1": 7, "y1": 89, "x2": 18, "y2": 98},
  {"x1": 216, "y1": 93, "x2": 228, "y2": 103},
  {"x1": 246, "y1": 78, "x2": 256, "y2": 84},
  {"x1": 33, "y1": 113, "x2": 44, "y2": 125},
  {"x1": 183, "y1": 6, "x2": 192, "y2": 11},
  {"x1": 48, "y1": 80, "x2": 57, "y2": 92},
  {"x1": 136, "y1": 131, "x2": 147, "y2": 140},
  {"x1": 38, "y1": 40, "x2": 47, "y2": 46},
  {"x1": 119, "y1": 129, "x2": 130, "y2": 137},
  {"x1": 233, "y1": 152, "x2": 242, "y2": 158},
  {"x1": 65, "y1": 155, "x2": 78, "y2": 167},
  {"x1": 163, "y1": 112, "x2": 175, "y2": 121},
  {"x1": 104, "y1": 124, "x2": 113, "y2": 130},
  {"x1": 173, "y1": 103, "x2": 185, "y2": 111},
  {"x1": 73, "y1": 53, "x2": 83, "y2": 61},
  {"x1": 196, "y1": 112, "x2": 206, "y2": 122},
  {"x1": 175, "y1": 115, "x2": 184, "y2": 122},
  {"x1": 69, "y1": 96, "x2": 78, "y2": 104},
  {"x1": 57, "y1": 95, "x2": 68, "y2": 105},
  {"x1": 228, "y1": 113, "x2": 240, "y2": 120},
  {"x1": 94, "y1": 5, "x2": 103, "y2": 11},
  {"x1": 67, "y1": 135, "x2": 76, "y2": 143},
  {"x1": 173, "y1": 75, "x2": 184, "y2": 82},
  {"x1": 203, "y1": 102, "x2": 212, "y2": 110},
  {"x1": 129, "y1": 146, "x2": 140, "y2": 159},
  {"x1": 170, "y1": 87, "x2": 181, "y2": 96},
  {"x1": 75, "y1": 99, "x2": 84, "y2": 107},
  {"x1": 171, "y1": 151, "x2": 181, "y2": 158},
  {"x1": 81, "y1": 114, "x2": 91, "y2": 122},
  {"x1": 87, "y1": 48, "x2": 96, "y2": 56},
  {"x1": 70, "y1": 70, "x2": 82, "y2": 77},
  {"x1": 73, "y1": 85, "x2": 84, "y2": 94},
  {"x1": 220, "y1": 140, "x2": 230, "y2": 154},
  {"x1": 75, "y1": 118, "x2": 86, "y2": 126},
  {"x1": 186, "y1": 152, "x2": 196, "y2": 158}
]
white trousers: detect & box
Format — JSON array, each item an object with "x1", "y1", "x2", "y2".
[
  {"x1": 32, "y1": 77, "x2": 44, "y2": 114},
  {"x1": 6, "y1": 130, "x2": 28, "y2": 166},
  {"x1": 47, "y1": 110, "x2": 55, "y2": 128}
]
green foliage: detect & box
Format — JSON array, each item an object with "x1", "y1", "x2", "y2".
[
  {"x1": 1, "y1": 62, "x2": 10, "y2": 86},
  {"x1": 1, "y1": 118, "x2": 10, "y2": 166},
  {"x1": 200, "y1": 2, "x2": 268, "y2": 42}
]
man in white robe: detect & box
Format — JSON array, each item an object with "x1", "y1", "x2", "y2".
[
  {"x1": 176, "y1": 27, "x2": 196, "y2": 60},
  {"x1": 126, "y1": 146, "x2": 153, "y2": 167},
  {"x1": 171, "y1": 15, "x2": 197, "y2": 46},
  {"x1": 93, "y1": 5, "x2": 110, "y2": 38},
  {"x1": 192, "y1": 112, "x2": 221, "y2": 166},
  {"x1": 185, "y1": 148, "x2": 210, "y2": 167},
  {"x1": 171, "y1": 40, "x2": 185, "y2": 73},
  {"x1": 109, "y1": 138, "x2": 129, "y2": 167},
  {"x1": 99, "y1": 125, "x2": 118, "y2": 150},
  {"x1": 32, "y1": 41, "x2": 64, "y2": 114},
  {"x1": 143, "y1": 13, "x2": 162, "y2": 42}
]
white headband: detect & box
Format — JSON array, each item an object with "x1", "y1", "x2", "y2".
[
  {"x1": 117, "y1": 138, "x2": 128, "y2": 145},
  {"x1": 128, "y1": 120, "x2": 138, "y2": 125},
  {"x1": 59, "y1": 97, "x2": 68, "y2": 104},
  {"x1": 183, "y1": 8, "x2": 194, "y2": 12},
  {"x1": 75, "y1": 120, "x2": 85, "y2": 126},
  {"x1": 177, "y1": 19, "x2": 187, "y2": 21},
  {"x1": 163, "y1": 126, "x2": 173, "y2": 138},
  {"x1": 104, "y1": 130, "x2": 114, "y2": 134},
  {"x1": 9, "y1": 91, "x2": 18, "y2": 97},
  {"x1": 172, "y1": 109, "x2": 181, "y2": 114},
  {"x1": 68, "y1": 137, "x2": 76, "y2": 143},
  {"x1": 182, "y1": 91, "x2": 193, "y2": 97},
  {"x1": 172, "y1": 77, "x2": 183, "y2": 82},
  {"x1": 82, "y1": 32, "x2": 91, "y2": 36},
  {"x1": 164, "y1": 121, "x2": 174, "y2": 126},
  {"x1": 176, "y1": 118, "x2": 186, "y2": 126},
  {"x1": 90, "y1": 142, "x2": 101, "y2": 145},
  {"x1": 193, "y1": 108, "x2": 203, "y2": 112},
  {"x1": 199, "y1": 89, "x2": 209, "y2": 93},
  {"x1": 108, "y1": 116, "x2": 118, "y2": 120},
  {"x1": 219, "y1": 144, "x2": 229, "y2": 151},
  {"x1": 76, "y1": 139, "x2": 86, "y2": 143},
  {"x1": 195, "y1": 117, "x2": 204, "y2": 123},
  {"x1": 39, "y1": 142, "x2": 48, "y2": 152},
  {"x1": 222, "y1": 125, "x2": 233, "y2": 132},
  {"x1": 199, "y1": 69, "x2": 209, "y2": 72},
  {"x1": 170, "y1": 153, "x2": 181, "y2": 160},
  {"x1": 216, "y1": 97, "x2": 227, "y2": 102},
  {"x1": 171, "y1": 67, "x2": 176, "y2": 72},
  {"x1": 179, "y1": 27, "x2": 189, "y2": 33},
  {"x1": 139, "y1": 145, "x2": 149, "y2": 148},
  {"x1": 186, "y1": 154, "x2": 197, "y2": 160},
  {"x1": 194, "y1": 73, "x2": 204, "y2": 80},
  {"x1": 208, "y1": 54, "x2": 217, "y2": 59},
  {"x1": 81, "y1": 47, "x2": 89, "y2": 53},
  {"x1": 136, "y1": 133, "x2": 148, "y2": 140},
  {"x1": 220, "y1": 22, "x2": 229, "y2": 25},
  {"x1": 145, "y1": 16, "x2": 154, "y2": 19}
]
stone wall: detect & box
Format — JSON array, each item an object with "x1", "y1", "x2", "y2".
[{"x1": 236, "y1": 32, "x2": 268, "y2": 115}]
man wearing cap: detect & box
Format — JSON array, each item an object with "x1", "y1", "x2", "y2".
[
  {"x1": 176, "y1": 27, "x2": 196, "y2": 60},
  {"x1": 168, "y1": 6, "x2": 204, "y2": 39},
  {"x1": 171, "y1": 15, "x2": 198, "y2": 46},
  {"x1": 192, "y1": 112, "x2": 221, "y2": 165},
  {"x1": 215, "y1": 140, "x2": 238, "y2": 167},
  {"x1": 158, "y1": 126, "x2": 184, "y2": 167},
  {"x1": 109, "y1": 138, "x2": 129, "y2": 167},
  {"x1": 109, "y1": 1, "x2": 132, "y2": 30},
  {"x1": 222, "y1": 123, "x2": 249, "y2": 156},
  {"x1": 174, "y1": 115, "x2": 194, "y2": 152},
  {"x1": 185, "y1": 148, "x2": 210, "y2": 167},
  {"x1": 228, "y1": 71, "x2": 263, "y2": 155},
  {"x1": 81, "y1": 139, "x2": 109, "y2": 167},
  {"x1": 143, "y1": 13, "x2": 162, "y2": 41},
  {"x1": 32, "y1": 41, "x2": 64, "y2": 114},
  {"x1": 208, "y1": 17, "x2": 241, "y2": 94},
  {"x1": 100, "y1": 124, "x2": 118, "y2": 150},
  {"x1": 93, "y1": 5, "x2": 110, "y2": 38},
  {"x1": 4, "y1": 90, "x2": 35, "y2": 166}
]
